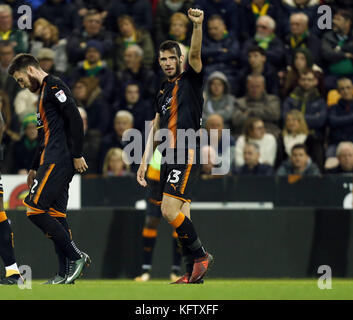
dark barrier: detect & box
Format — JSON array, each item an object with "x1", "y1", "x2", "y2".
[
  {"x1": 81, "y1": 175, "x2": 353, "y2": 208},
  {"x1": 2, "y1": 208, "x2": 353, "y2": 279}
]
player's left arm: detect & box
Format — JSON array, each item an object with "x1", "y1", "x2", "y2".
[
  {"x1": 51, "y1": 82, "x2": 88, "y2": 173},
  {"x1": 187, "y1": 8, "x2": 204, "y2": 73}
]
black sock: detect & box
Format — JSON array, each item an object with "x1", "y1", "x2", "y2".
[
  {"x1": 171, "y1": 236, "x2": 182, "y2": 273},
  {"x1": 54, "y1": 217, "x2": 71, "y2": 277},
  {"x1": 141, "y1": 228, "x2": 157, "y2": 272},
  {"x1": 182, "y1": 246, "x2": 194, "y2": 275},
  {"x1": 0, "y1": 219, "x2": 16, "y2": 266},
  {"x1": 172, "y1": 213, "x2": 206, "y2": 259},
  {"x1": 28, "y1": 213, "x2": 81, "y2": 261}
]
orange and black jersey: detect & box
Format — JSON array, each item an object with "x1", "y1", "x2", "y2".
[
  {"x1": 31, "y1": 75, "x2": 84, "y2": 170},
  {"x1": 155, "y1": 66, "x2": 204, "y2": 149}
]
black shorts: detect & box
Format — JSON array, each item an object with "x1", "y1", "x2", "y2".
[
  {"x1": 159, "y1": 148, "x2": 201, "y2": 203},
  {"x1": 24, "y1": 161, "x2": 75, "y2": 217}
]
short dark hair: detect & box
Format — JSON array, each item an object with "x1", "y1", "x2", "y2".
[
  {"x1": 159, "y1": 40, "x2": 181, "y2": 58},
  {"x1": 8, "y1": 53, "x2": 40, "y2": 76},
  {"x1": 207, "y1": 14, "x2": 224, "y2": 24},
  {"x1": 291, "y1": 143, "x2": 308, "y2": 154},
  {"x1": 335, "y1": 9, "x2": 352, "y2": 23},
  {"x1": 247, "y1": 45, "x2": 266, "y2": 57}
]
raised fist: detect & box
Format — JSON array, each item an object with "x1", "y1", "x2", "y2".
[{"x1": 188, "y1": 8, "x2": 204, "y2": 24}]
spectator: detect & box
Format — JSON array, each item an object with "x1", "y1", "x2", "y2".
[
  {"x1": 35, "y1": 0, "x2": 80, "y2": 37},
  {"x1": 74, "y1": 0, "x2": 110, "y2": 18},
  {"x1": 282, "y1": 0, "x2": 321, "y2": 36},
  {"x1": 0, "y1": 89, "x2": 19, "y2": 146},
  {"x1": 276, "y1": 109, "x2": 324, "y2": 171},
  {"x1": 195, "y1": 0, "x2": 240, "y2": 38},
  {"x1": 114, "y1": 15, "x2": 155, "y2": 71},
  {"x1": 66, "y1": 9, "x2": 114, "y2": 65},
  {"x1": 326, "y1": 141, "x2": 353, "y2": 174},
  {"x1": 236, "y1": 142, "x2": 274, "y2": 175},
  {"x1": 30, "y1": 18, "x2": 68, "y2": 73},
  {"x1": 78, "y1": 106, "x2": 102, "y2": 175},
  {"x1": 202, "y1": 14, "x2": 239, "y2": 83},
  {"x1": 13, "y1": 88, "x2": 38, "y2": 122},
  {"x1": 0, "y1": 4, "x2": 28, "y2": 53},
  {"x1": 116, "y1": 44, "x2": 156, "y2": 101},
  {"x1": 99, "y1": 110, "x2": 134, "y2": 172},
  {"x1": 203, "y1": 71, "x2": 236, "y2": 128},
  {"x1": 70, "y1": 39, "x2": 116, "y2": 103},
  {"x1": 324, "y1": 0, "x2": 353, "y2": 14},
  {"x1": 102, "y1": 147, "x2": 132, "y2": 177},
  {"x1": 0, "y1": 40, "x2": 20, "y2": 104},
  {"x1": 281, "y1": 47, "x2": 325, "y2": 98},
  {"x1": 154, "y1": 0, "x2": 193, "y2": 47},
  {"x1": 276, "y1": 143, "x2": 321, "y2": 175},
  {"x1": 168, "y1": 12, "x2": 190, "y2": 48},
  {"x1": 105, "y1": 0, "x2": 153, "y2": 32},
  {"x1": 322, "y1": 9, "x2": 353, "y2": 90},
  {"x1": 235, "y1": 117, "x2": 277, "y2": 168},
  {"x1": 205, "y1": 113, "x2": 236, "y2": 174},
  {"x1": 0, "y1": 0, "x2": 29, "y2": 24},
  {"x1": 282, "y1": 70, "x2": 327, "y2": 141},
  {"x1": 12, "y1": 113, "x2": 38, "y2": 174},
  {"x1": 72, "y1": 77, "x2": 110, "y2": 136},
  {"x1": 113, "y1": 83, "x2": 155, "y2": 134},
  {"x1": 283, "y1": 12, "x2": 322, "y2": 67},
  {"x1": 36, "y1": 48, "x2": 66, "y2": 80},
  {"x1": 327, "y1": 78, "x2": 353, "y2": 157},
  {"x1": 200, "y1": 145, "x2": 219, "y2": 177},
  {"x1": 232, "y1": 74, "x2": 281, "y2": 138},
  {"x1": 236, "y1": 45, "x2": 280, "y2": 96},
  {"x1": 242, "y1": 15, "x2": 285, "y2": 69},
  {"x1": 240, "y1": 0, "x2": 284, "y2": 41}
]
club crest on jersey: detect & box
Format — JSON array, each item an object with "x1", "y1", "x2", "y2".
[{"x1": 55, "y1": 89, "x2": 67, "y2": 103}]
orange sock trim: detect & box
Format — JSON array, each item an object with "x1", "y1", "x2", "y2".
[
  {"x1": 170, "y1": 212, "x2": 185, "y2": 229},
  {"x1": 0, "y1": 211, "x2": 7, "y2": 223},
  {"x1": 172, "y1": 230, "x2": 178, "y2": 238},
  {"x1": 142, "y1": 228, "x2": 158, "y2": 238}
]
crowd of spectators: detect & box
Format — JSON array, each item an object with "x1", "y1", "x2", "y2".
[{"x1": 0, "y1": 0, "x2": 352, "y2": 178}]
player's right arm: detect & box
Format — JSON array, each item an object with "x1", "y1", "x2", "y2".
[{"x1": 137, "y1": 113, "x2": 160, "y2": 187}]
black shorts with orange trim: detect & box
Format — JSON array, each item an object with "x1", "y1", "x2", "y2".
[
  {"x1": 24, "y1": 160, "x2": 75, "y2": 215},
  {"x1": 160, "y1": 148, "x2": 201, "y2": 203}
]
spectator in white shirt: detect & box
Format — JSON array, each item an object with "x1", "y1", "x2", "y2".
[{"x1": 235, "y1": 117, "x2": 277, "y2": 168}]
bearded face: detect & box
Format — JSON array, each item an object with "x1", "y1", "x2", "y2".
[{"x1": 13, "y1": 70, "x2": 41, "y2": 93}]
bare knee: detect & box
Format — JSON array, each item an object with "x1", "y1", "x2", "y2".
[{"x1": 161, "y1": 196, "x2": 183, "y2": 222}]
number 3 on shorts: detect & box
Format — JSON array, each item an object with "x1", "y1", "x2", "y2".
[{"x1": 167, "y1": 169, "x2": 181, "y2": 184}]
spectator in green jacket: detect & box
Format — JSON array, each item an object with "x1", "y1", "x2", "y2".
[
  {"x1": 0, "y1": 4, "x2": 28, "y2": 53},
  {"x1": 114, "y1": 15, "x2": 155, "y2": 71}
]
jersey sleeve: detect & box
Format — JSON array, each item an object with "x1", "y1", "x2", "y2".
[
  {"x1": 47, "y1": 77, "x2": 84, "y2": 158},
  {"x1": 185, "y1": 64, "x2": 204, "y2": 82},
  {"x1": 48, "y1": 78, "x2": 77, "y2": 112}
]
